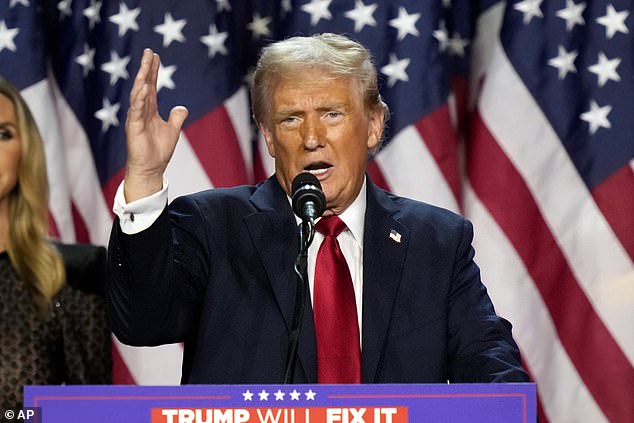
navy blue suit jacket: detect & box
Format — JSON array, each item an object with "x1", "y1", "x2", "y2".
[{"x1": 107, "y1": 176, "x2": 528, "y2": 384}]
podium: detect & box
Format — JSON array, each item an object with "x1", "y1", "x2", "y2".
[{"x1": 24, "y1": 383, "x2": 535, "y2": 422}]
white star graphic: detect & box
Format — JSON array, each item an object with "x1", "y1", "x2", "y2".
[
  {"x1": 242, "y1": 390, "x2": 254, "y2": 401},
  {"x1": 289, "y1": 390, "x2": 301, "y2": 401},
  {"x1": 547, "y1": 45, "x2": 578, "y2": 79},
  {"x1": 154, "y1": 12, "x2": 187, "y2": 48},
  {"x1": 247, "y1": 13, "x2": 272, "y2": 39},
  {"x1": 433, "y1": 20, "x2": 449, "y2": 52},
  {"x1": 344, "y1": 0, "x2": 377, "y2": 33},
  {"x1": 94, "y1": 98, "x2": 120, "y2": 133},
  {"x1": 448, "y1": 32, "x2": 469, "y2": 57},
  {"x1": 58, "y1": 0, "x2": 72, "y2": 20},
  {"x1": 274, "y1": 390, "x2": 285, "y2": 401},
  {"x1": 109, "y1": 3, "x2": 141, "y2": 37},
  {"x1": 83, "y1": 0, "x2": 102, "y2": 30},
  {"x1": 301, "y1": 0, "x2": 333, "y2": 26},
  {"x1": 381, "y1": 53, "x2": 410, "y2": 87},
  {"x1": 514, "y1": 0, "x2": 543, "y2": 25},
  {"x1": 157, "y1": 62, "x2": 177, "y2": 92},
  {"x1": 258, "y1": 390, "x2": 270, "y2": 401},
  {"x1": 75, "y1": 44, "x2": 96, "y2": 76},
  {"x1": 588, "y1": 52, "x2": 621, "y2": 87},
  {"x1": 596, "y1": 4, "x2": 630, "y2": 39},
  {"x1": 215, "y1": 0, "x2": 231, "y2": 13},
  {"x1": 305, "y1": 389, "x2": 316, "y2": 400},
  {"x1": 555, "y1": 0, "x2": 586, "y2": 31},
  {"x1": 101, "y1": 50, "x2": 130, "y2": 85},
  {"x1": 201, "y1": 24, "x2": 228, "y2": 58},
  {"x1": 282, "y1": 0, "x2": 292, "y2": 15},
  {"x1": 10, "y1": 0, "x2": 29, "y2": 8},
  {"x1": 580, "y1": 100, "x2": 611, "y2": 135},
  {"x1": 0, "y1": 20, "x2": 19, "y2": 53},
  {"x1": 388, "y1": 7, "x2": 420, "y2": 41}
]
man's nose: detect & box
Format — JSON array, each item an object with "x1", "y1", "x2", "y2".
[{"x1": 301, "y1": 116, "x2": 326, "y2": 150}]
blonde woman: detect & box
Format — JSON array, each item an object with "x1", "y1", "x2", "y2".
[{"x1": 0, "y1": 76, "x2": 111, "y2": 410}]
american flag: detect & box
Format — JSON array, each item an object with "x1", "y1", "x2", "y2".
[{"x1": 1, "y1": 0, "x2": 632, "y2": 421}]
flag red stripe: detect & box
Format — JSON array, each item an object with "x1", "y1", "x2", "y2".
[
  {"x1": 48, "y1": 210, "x2": 60, "y2": 239},
  {"x1": 414, "y1": 105, "x2": 462, "y2": 208},
  {"x1": 71, "y1": 201, "x2": 90, "y2": 244},
  {"x1": 103, "y1": 168, "x2": 126, "y2": 218},
  {"x1": 184, "y1": 106, "x2": 249, "y2": 188},
  {"x1": 111, "y1": 344, "x2": 136, "y2": 384},
  {"x1": 592, "y1": 164, "x2": 634, "y2": 261},
  {"x1": 367, "y1": 160, "x2": 390, "y2": 192},
  {"x1": 468, "y1": 111, "x2": 634, "y2": 423}
]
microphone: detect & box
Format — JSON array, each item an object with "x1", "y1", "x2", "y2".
[{"x1": 291, "y1": 172, "x2": 326, "y2": 222}]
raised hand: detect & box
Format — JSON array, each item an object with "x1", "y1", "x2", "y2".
[{"x1": 124, "y1": 48, "x2": 189, "y2": 202}]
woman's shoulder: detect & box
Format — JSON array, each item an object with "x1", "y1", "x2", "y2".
[{"x1": 54, "y1": 243, "x2": 106, "y2": 296}]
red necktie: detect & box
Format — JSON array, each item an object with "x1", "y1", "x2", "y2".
[{"x1": 314, "y1": 216, "x2": 361, "y2": 383}]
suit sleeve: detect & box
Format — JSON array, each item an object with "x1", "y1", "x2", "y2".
[
  {"x1": 106, "y1": 196, "x2": 208, "y2": 346},
  {"x1": 446, "y1": 219, "x2": 530, "y2": 382}
]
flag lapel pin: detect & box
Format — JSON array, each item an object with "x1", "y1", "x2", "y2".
[{"x1": 389, "y1": 229, "x2": 402, "y2": 243}]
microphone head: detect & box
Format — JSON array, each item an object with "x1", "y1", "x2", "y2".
[{"x1": 291, "y1": 173, "x2": 326, "y2": 220}]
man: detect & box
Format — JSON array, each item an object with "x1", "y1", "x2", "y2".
[{"x1": 107, "y1": 33, "x2": 529, "y2": 384}]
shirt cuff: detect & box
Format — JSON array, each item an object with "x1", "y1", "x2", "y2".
[{"x1": 112, "y1": 179, "x2": 168, "y2": 235}]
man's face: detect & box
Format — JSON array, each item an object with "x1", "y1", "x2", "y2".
[{"x1": 261, "y1": 69, "x2": 383, "y2": 215}]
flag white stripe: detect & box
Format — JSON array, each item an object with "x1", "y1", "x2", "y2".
[
  {"x1": 464, "y1": 183, "x2": 608, "y2": 423},
  {"x1": 375, "y1": 126, "x2": 459, "y2": 213},
  {"x1": 114, "y1": 337, "x2": 183, "y2": 385},
  {"x1": 477, "y1": 39, "x2": 634, "y2": 366},
  {"x1": 166, "y1": 132, "x2": 214, "y2": 201},
  {"x1": 225, "y1": 87, "x2": 254, "y2": 181}
]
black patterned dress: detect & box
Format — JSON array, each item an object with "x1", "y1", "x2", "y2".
[{"x1": 0, "y1": 247, "x2": 112, "y2": 410}]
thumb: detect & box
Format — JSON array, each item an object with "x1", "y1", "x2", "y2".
[{"x1": 168, "y1": 105, "x2": 189, "y2": 131}]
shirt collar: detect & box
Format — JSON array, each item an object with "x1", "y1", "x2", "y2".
[{"x1": 289, "y1": 176, "x2": 367, "y2": 246}]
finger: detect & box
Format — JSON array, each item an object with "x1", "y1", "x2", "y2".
[
  {"x1": 147, "y1": 53, "x2": 161, "y2": 115},
  {"x1": 130, "y1": 48, "x2": 153, "y2": 103},
  {"x1": 168, "y1": 106, "x2": 189, "y2": 132}
]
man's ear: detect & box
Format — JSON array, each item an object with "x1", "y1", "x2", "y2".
[
  {"x1": 260, "y1": 124, "x2": 276, "y2": 158},
  {"x1": 367, "y1": 109, "x2": 384, "y2": 151}
]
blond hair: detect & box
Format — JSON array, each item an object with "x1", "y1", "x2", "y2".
[
  {"x1": 0, "y1": 76, "x2": 65, "y2": 312},
  {"x1": 251, "y1": 33, "x2": 390, "y2": 147}
]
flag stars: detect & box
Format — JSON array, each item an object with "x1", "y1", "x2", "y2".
[
  {"x1": 514, "y1": 0, "x2": 543, "y2": 25},
  {"x1": 215, "y1": 0, "x2": 231, "y2": 13},
  {"x1": 201, "y1": 25, "x2": 228, "y2": 58},
  {"x1": 247, "y1": 13, "x2": 272, "y2": 39},
  {"x1": 555, "y1": 0, "x2": 586, "y2": 31},
  {"x1": 344, "y1": 0, "x2": 378, "y2": 33},
  {"x1": 154, "y1": 12, "x2": 187, "y2": 48},
  {"x1": 0, "y1": 20, "x2": 19, "y2": 53},
  {"x1": 95, "y1": 98, "x2": 120, "y2": 133},
  {"x1": 301, "y1": 0, "x2": 333, "y2": 26},
  {"x1": 10, "y1": 0, "x2": 29, "y2": 8},
  {"x1": 448, "y1": 32, "x2": 469, "y2": 57},
  {"x1": 157, "y1": 62, "x2": 177, "y2": 92},
  {"x1": 588, "y1": 52, "x2": 621, "y2": 87},
  {"x1": 58, "y1": 0, "x2": 72, "y2": 20},
  {"x1": 433, "y1": 20, "x2": 449, "y2": 52},
  {"x1": 75, "y1": 44, "x2": 96, "y2": 76},
  {"x1": 83, "y1": 0, "x2": 102, "y2": 30},
  {"x1": 101, "y1": 51, "x2": 130, "y2": 85},
  {"x1": 548, "y1": 45, "x2": 578, "y2": 79},
  {"x1": 109, "y1": 3, "x2": 141, "y2": 37},
  {"x1": 389, "y1": 7, "x2": 420, "y2": 40},
  {"x1": 580, "y1": 100, "x2": 611, "y2": 135},
  {"x1": 282, "y1": 0, "x2": 292, "y2": 15},
  {"x1": 381, "y1": 53, "x2": 410, "y2": 87},
  {"x1": 596, "y1": 4, "x2": 630, "y2": 39}
]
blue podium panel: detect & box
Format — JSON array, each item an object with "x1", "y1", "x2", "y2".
[{"x1": 24, "y1": 383, "x2": 535, "y2": 423}]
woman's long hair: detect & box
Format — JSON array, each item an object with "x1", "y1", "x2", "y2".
[{"x1": 0, "y1": 76, "x2": 65, "y2": 312}]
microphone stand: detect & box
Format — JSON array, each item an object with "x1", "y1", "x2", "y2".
[{"x1": 283, "y1": 218, "x2": 315, "y2": 384}]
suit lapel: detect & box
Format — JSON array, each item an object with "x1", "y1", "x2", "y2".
[
  {"x1": 243, "y1": 176, "x2": 317, "y2": 382},
  {"x1": 361, "y1": 182, "x2": 409, "y2": 382}
]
